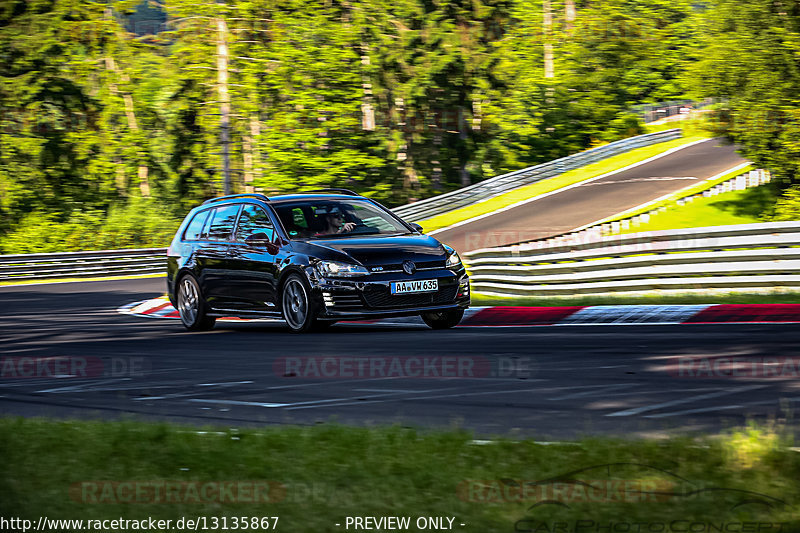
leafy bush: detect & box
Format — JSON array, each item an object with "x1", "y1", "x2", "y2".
[
  {"x1": 0, "y1": 198, "x2": 182, "y2": 254},
  {"x1": 772, "y1": 186, "x2": 800, "y2": 221}
]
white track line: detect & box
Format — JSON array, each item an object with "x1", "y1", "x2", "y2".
[
  {"x1": 605, "y1": 384, "x2": 767, "y2": 417},
  {"x1": 286, "y1": 380, "x2": 550, "y2": 410},
  {"x1": 548, "y1": 383, "x2": 631, "y2": 401},
  {"x1": 36, "y1": 378, "x2": 132, "y2": 394},
  {"x1": 644, "y1": 404, "x2": 745, "y2": 419},
  {"x1": 647, "y1": 397, "x2": 800, "y2": 418},
  {"x1": 188, "y1": 399, "x2": 289, "y2": 408}
]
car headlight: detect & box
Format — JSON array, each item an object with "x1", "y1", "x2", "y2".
[
  {"x1": 315, "y1": 260, "x2": 369, "y2": 278},
  {"x1": 445, "y1": 248, "x2": 462, "y2": 268}
]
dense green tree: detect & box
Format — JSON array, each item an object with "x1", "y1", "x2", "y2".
[
  {"x1": 688, "y1": 0, "x2": 800, "y2": 185},
  {"x1": 1, "y1": 0, "x2": 725, "y2": 252},
  {"x1": 355, "y1": 0, "x2": 514, "y2": 202},
  {"x1": 560, "y1": 0, "x2": 699, "y2": 144},
  {"x1": 242, "y1": 0, "x2": 386, "y2": 197},
  {"x1": 0, "y1": 0, "x2": 111, "y2": 231}
]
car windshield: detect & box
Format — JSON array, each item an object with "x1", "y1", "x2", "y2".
[{"x1": 273, "y1": 198, "x2": 410, "y2": 239}]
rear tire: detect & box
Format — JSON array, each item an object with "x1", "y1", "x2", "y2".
[
  {"x1": 176, "y1": 274, "x2": 216, "y2": 331},
  {"x1": 421, "y1": 309, "x2": 464, "y2": 330}
]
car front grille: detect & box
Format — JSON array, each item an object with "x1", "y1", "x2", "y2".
[
  {"x1": 363, "y1": 282, "x2": 458, "y2": 309},
  {"x1": 376, "y1": 260, "x2": 446, "y2": 272}
]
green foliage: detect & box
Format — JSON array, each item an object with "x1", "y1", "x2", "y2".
[
  {"x1": 0, "y1": 0, "x2": 113, "y2": 229},
  {"x1": 559, "y1": 0, "x2": 698, "y2": 144},
  {"x1": 0, "y1": 0, "x2": 713, "y2": 252},
  {"x1": 688, "y1": 0, "x2": 800, "y2": 185},
  {"x1": 0, "y1": 198, "x2": 181, "y2": 254},
  {"x1": 772, "y1": 186, "x2": 800, "y2": 221},
  {"x1": 481, "y1": 0, "x2": 698, "y2": 175},
  {"x1": 249, "y1": 1, "x2": 387, "y2": 195}
]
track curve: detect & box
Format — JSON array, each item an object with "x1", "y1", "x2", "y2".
[{"x1": 434, "y1": 138, "x2": 747, "y2": 252}]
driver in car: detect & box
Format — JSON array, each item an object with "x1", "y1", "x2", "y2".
[{"x1": 317, "y1": 207, "x2": 356, "y2": 235}]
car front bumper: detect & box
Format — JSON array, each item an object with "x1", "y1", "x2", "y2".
[{"x1": 307, "y1": 267, "x2": 470, "y2": 320}]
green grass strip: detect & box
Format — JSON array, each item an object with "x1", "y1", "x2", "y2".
[
  {"x1": 418, "y1": 135, "x2": 711, "y2": 233},
  {"x1": 594, "y1": 163, "x2": 755, "y2": 229},
  {"x1": 1, "y1": 418, "x2": 798, "y2": 530},
  {"x1": 613, "y1": 188, "x2": 769, "y2": 235},
  {"x1": 472, "y1": 291, "x2": 800, "y2": 307},
  {"x1": 0, "y1": 273, "x2": 163, "y2": 287}
]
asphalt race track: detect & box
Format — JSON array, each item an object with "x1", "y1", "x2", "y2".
[
  {"x1": 434, "y1": 138, "x2": 747, "y2": 252},
  {"x1": 2, "y1": 278, "x2": 799, "y2": 439}
]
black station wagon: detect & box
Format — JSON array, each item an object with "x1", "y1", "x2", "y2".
[{"x1": 166, "y1": 190, "x2": 470, "y2": 332}]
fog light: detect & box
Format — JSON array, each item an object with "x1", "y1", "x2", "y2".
[
  {"x1": 322, "y1": 291, "x2": 334, "y2": 307},
  {"x1": 458, "y1": 281, "x2": 469, "y2": 298}
]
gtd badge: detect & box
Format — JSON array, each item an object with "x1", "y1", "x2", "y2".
[{"x1": 402, "y1": 260, "x2": 416, "y2": 275}]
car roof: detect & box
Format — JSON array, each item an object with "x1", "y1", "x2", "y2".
[
  {"x1": 267, "y1": 193, "x2": 368, "y2": 204},
  {"x1": 200, "y1": 192, "x2": 372, "y2": 208}
]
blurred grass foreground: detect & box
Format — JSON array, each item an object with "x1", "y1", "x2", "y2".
[{"x1": 1, "y1": 418, "x2": 798, "y2": 531}]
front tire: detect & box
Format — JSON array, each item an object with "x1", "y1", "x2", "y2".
[
  {"x1": 421, "y1": 309, "x2": 464, "y2": 330},
  {"x1": 281, "y1": 273, "x2": 317, "y2": 333},
  {"x1": 176, "y1": 274, "x2": 216, "y2": 331}
]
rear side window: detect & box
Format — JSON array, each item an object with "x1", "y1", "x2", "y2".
[
  {"x1": 235, "y1": 205, "x2": 275, "y2": 242},
  {"x1": 205, "y1": 204, "x2": 241, "y2": 241},
  {"x1": 183, "y1": 210, "x2": 211, "y2": 241}
]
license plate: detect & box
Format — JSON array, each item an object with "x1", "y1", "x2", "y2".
[{"x1": 391, "y1": 279, "x2": 438, "y2": 295}]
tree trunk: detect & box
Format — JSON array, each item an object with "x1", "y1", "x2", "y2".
[
  {"x1": 104, "y1": 8, "x2": 149, "y2": 197},
  {"x1": 565, "y1": 0, "x2": 576, "y2": 30},
  {"x1": 543, "y1": 0, "x2": 554, "y2": 79},
  {"x1": 217, "y1": 16, "x2": 231, "y2": 195},
  {"x1": 361, "y1": 44, "x2": 375, "y2": 131}
]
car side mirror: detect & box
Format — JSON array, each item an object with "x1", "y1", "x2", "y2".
[
  {"x1": 410, "y1": 223, "x2": 423, "y2": 233},
  {"x1": 245, "y1": 232, "x2": 274, "y2": 249}
]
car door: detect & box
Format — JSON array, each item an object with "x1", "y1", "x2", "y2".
[
  {"x1": 196, "y1": 203, "x2": 241, "y2": 309},
  {"x1": 225, "y1": 203, "x2": 280, "y2": 313}
]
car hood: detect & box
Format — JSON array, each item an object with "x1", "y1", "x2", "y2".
[{"x1": 294, "y1": 234, "x2": 447, "y2": 266}]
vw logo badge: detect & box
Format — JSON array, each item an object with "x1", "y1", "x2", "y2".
[{"x1": 402, "y1": 260, "x2": 416, "y2": 275}]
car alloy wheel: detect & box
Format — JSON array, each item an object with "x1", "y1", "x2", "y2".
[
  {"x1": 282, "y1": 274, "x2": 314, "y2": 333},
  {"x1": 177, "y1": 275, "x2": 216, "y2": 331}
]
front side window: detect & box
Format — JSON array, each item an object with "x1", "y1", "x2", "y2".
[
  {"x1": 205, "y1": 204, "x2": 241, "y2": 241},
  {"x1": 235, "y1": 204, "x2": 275, "y2": 242},
  {"x1": 273, "y1": 199, "x2": 409, "y2": 239}
]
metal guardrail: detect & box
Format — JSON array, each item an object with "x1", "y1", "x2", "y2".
[
  {"x1": 392, "y1": 129, "x2": 683, "y2": 222},
  {"x1": 4, "y1": 222, "x2": 798, "y2": 296},
  {"x1": 630, "y1": 97, "x2": 720, "y2": 123},
  {"x1": 0, "y1": 248, "x2": 167, "y2": 282},
  {"x1": 463, "y1": 222, "x2": 800, "y2": 296}
]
